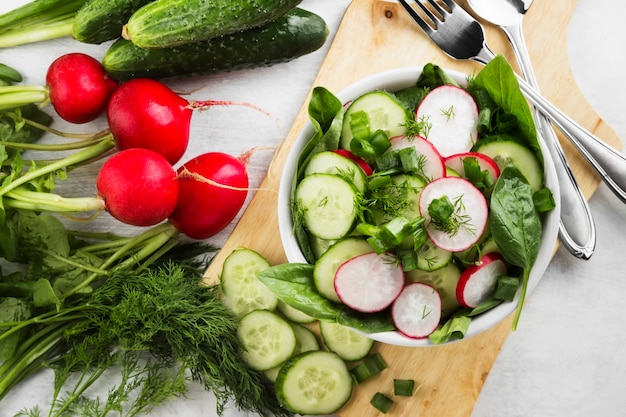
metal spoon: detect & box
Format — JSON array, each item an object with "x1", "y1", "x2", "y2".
[{"x1": 466, "y1": 0, "x2": 596, "y2": 259}]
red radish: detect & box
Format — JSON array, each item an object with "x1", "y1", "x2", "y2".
[
  {"x1": 334, "y1": 252, "x2": 404, "y2": 313},
  {"x1": 456, "y1": 252, "x2": 507, "y2": 308},
  {"x1": 444, "y1": 152, "x2": 500, "y2": 183},
  {"x1": 387, "y1": 135, "x2": 446, "y2": 180},
  {"x1": 168, "y1": 152, "x2": 249, "y2": 239},
  {"x1": 418, "y1": 176, "x2": 488, "y2": 252},
  {"x1": 391, "y1": 282, "x2": 442, "y2": 339},
  {"x1": 106, "y1": 78, "x2": 276, "y2": 164},
  {"x1": 96, "y1": 148, "x2": 179, "y2": 227},
  {"x1": 45, "y1": 53, "x2": 117, "y2": 124},
  {"x1": 416, "y1": 85, "x2": 479, "y2": 157},
  {"x1": 332, "y1": 149, "x2": 373, "y2": 176}
]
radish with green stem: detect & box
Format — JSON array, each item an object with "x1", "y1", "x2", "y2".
[
  {"x1": 2, "y1": 147, "x2": 180, "y2": 227},
  {"x1": 168, "y1": 151, "x2": 249, "y2": 239},
  {"x1": 0, "y1": 53, "x2": 117, "y2": 124},
  {"x1": 106, "y1": 77, "x2": 278, "y2": 164}
]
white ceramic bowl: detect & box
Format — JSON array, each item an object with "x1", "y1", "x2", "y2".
[{"x1": 278, "y1": 67, "x2": 560, "y2": 347}]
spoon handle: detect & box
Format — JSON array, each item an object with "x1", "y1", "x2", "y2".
[{"x1": 504, "y1": 23, "x2": 596, "y2": 259}]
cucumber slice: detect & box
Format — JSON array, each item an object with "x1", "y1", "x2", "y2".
[
  {"x1": 264, "y1": 323, "x2": 320, "y2": 382},
  {"x1": 474, "y1": 140, "x2": 543, "y2": 192},
  {"x1": 374, "y1": 174, "x2": 426, "y2": 224},
  {"x1": 415, "y1": 238, "x2": 453, "y2": 272},
  {"x1": 220, "y1": 248, "x2": 277, "y2": 316},
  {"x1": 405, "y1": 262, "x2": 462, "y2": 318},
  {"x1": 314, "y1": 237, "x2": 374, "y2": 302},
  {"x1": 308, "y1": 234, "x2": 337, "y2": 260},
  {"x1": 304, "y1": 151, "x2": 368, "y2": 193},
  {"x1": 294, "y1": 173, "x2": 359, "y2": 240},
  {"x1": 277, "y1": 300, "x2": 316, "y2": 324},
  {"x1": 319, "y1": 320, "x2": 374, "y2": 361},
  {"x1": 237, "y1": 309, "x2": 297, "y2": 371},
  {"x1": 341, "y1": 90, "x2": 408, "y2": 150},
  {"x1": 275, "y1": 351, "x2": 353, "y2": 415}
]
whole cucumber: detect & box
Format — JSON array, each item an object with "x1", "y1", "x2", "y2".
[
  {"x1": 73, "y1": 0, "x2": 153, "y2": 44},
  {"x1": 103, "y1": 8, "x2": 328, "y2": 81},
  {"x1": 123, "y1": 0, "x2": 302, "y2": 48}
]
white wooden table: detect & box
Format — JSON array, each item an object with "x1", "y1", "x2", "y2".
[{"x1": 1, "y1": 0, "x2": 626, "y2": 416}]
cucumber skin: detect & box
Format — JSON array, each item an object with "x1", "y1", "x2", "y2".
[
  {"x1": 73, "y1": 0, "x2": 153, "y2": 44},
  {"x1": 125, "y1": 0, "x2": 303, "y2": 48},
  {"x1": 103, "y1": 8, "x2": 329, "y2": 81}
]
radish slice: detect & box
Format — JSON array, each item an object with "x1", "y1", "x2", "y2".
[
  {"x1": 443, "y1": 152, "x2": 500, "y2": 184},
  {"x1": 387, "y1": 135, "x2": 446, "y2": 180},
  {"x1": 416, "y1": 85, "x2": 478, "y2": 157},
  {"x1": 419, "y1": 177, "x2": 488, "y2": 252},
  {"x1": 456, "y1": 253, "x2": 507, "y2": 308},
  {"x1": 334, "y1": 252, "x2": 404, "y2": 313},
  {"x1": 391, "y1": 282, "x2": 442, "y2": 339},
  {"x1": 332, "y1": 149, "x2": 374, "y2": 176}
]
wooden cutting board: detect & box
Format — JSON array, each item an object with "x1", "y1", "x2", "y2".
[{"x1": 203, "y1": 0, "x2": 621, "y2": 415}]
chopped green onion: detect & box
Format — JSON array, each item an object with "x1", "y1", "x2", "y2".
[
  {"x1": 368, "y1": 174, "x2": 393, "y2": 190},
  {"x1": 412, "y1": 225, "x2": 428, "y2": 250},
  {"x1": 400, "y1": 251, "x2": 418, "y2": 272},
  {"x1": 350, "y1": 137, "x2": 376, "y2": 161},
  {"x1": 494, "y1": 275, "x2": 520, "y2": 301},
  {"x1": 370, "y1": 129, "x2": 391, "y2": 155},
  {"x1": 428, "y1": 195, "x2": 454, "y2": 224},
  {"x1": 533, "y1": 187, "x2": 556, "y2": 213},
  {"x1": 380, "y1": 216, "x2": 425, "y2": 247},
  {"x1": 393, "y1": 378, "x2": 415, "y2": 397},
  {"x1": 397, "y1": 146, "x2": 421, "y2": 173},
  {"x1": 376, "y1": 151, "x2": 400, "y2": 171},
  {"x1": 351, "y1": 352, "x2": 388, "y2": 383},
  {"x1": 349, "y1": 110, "x2": 370, "y2": 141},
  {"x1": 366, "y1": 234, "x2": 388, "y2": 255},
  {"x1": 370, "y1": 392, "x2": 394, "y2": 413}
]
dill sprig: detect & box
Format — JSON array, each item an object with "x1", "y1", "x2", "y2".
[{"x1": 15, "y1": 261, "x2": 290, "y2": 417}]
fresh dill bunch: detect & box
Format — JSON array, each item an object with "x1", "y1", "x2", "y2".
[{"x1": 42, "y1": 261, "x2": 290, "y2": 417}]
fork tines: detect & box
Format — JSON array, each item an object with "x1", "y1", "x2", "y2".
[{"x1": 398, "y1": 0, "x2": 456, "y2": 31}]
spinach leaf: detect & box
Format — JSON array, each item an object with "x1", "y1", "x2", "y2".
[
  {"x1": 470, "y1": 55, "x2": 542, "y2": 165},
  {"x1": 257, "y1": 263, "x2": 342, "y2": 321},
  {"x1": 490, "y1": 165, "x2": 541, "y2": 269},
  {"x1": 489, "y1": 164, "x2": 542, "y2": 329},
  {"x1": 291, "y1": 87, "x2": 345, "y2": 263},
  {"x1": 337, "y1": 307, "x2": 395, "y2": 333},
  {"x1": 296, "y1": 86, "x2": 344, "y2": 183}
]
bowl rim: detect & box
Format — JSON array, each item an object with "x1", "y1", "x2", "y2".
[{"x1": 278, "y1": 66, "x2": 561, "y2": 347}]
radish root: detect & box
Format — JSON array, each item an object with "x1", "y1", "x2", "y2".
[{"x1": 176, "y1": 167, "x2": 276, "y2": 194}]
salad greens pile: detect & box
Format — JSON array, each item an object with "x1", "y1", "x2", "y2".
[{"x1": 264, "y1": 55, "x2": 555, "y2": 343}]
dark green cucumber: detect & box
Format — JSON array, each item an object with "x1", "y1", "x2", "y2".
[
  {"x1": 103, "y1": 8, "x2": 328, "y2": 81},
  {"x1": 124, "y1": 0, "x2": 302, "y2": 48},
  {"x1": 73, "y1": 0, "x2": 153, "y2": 44}
]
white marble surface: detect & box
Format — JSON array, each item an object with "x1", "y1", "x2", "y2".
[{"x1": 2, "y1": 0, "x2": 626, "y2": 416}]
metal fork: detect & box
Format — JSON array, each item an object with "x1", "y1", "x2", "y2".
[
  {"x1": 397, "y1": 0, "x2": 626, "y2": 203},
  {"x1": 396, "y1": 0, "x2": 626, "y2": 259}
]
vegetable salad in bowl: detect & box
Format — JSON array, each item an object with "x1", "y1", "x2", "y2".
[{"x1": 270, "y1": 56, "x2": 560, "y2": 347}]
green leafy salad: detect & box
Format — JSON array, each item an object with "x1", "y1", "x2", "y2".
[{"x1": 260, "y1": 55, "x2": 556, "y2": 344}]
